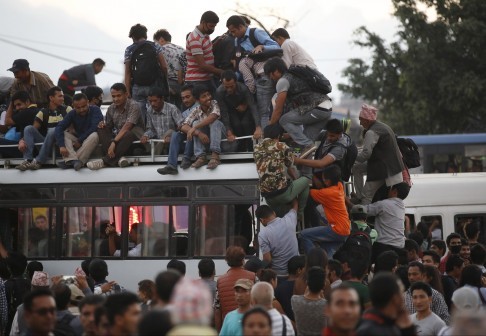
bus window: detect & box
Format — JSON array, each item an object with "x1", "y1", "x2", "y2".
[
  {"x1": 194, "y1": 204, "x2": 256, "y2": 256},
  {"x1": 126, "y1": 205, "x2": 189, "y2": 258},
  {"x1": 62, "y1": 206, "x2": 122, "y2": 257},
  {"x1": 454, "y1": 214, "x2": 486, "y2": 245},
  {"x1": 14, "y1": 208, "x2": 54, "y2": 258}
]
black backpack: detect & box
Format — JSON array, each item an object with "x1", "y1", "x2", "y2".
[
  {"x1": 212, "y1": 32, "x2": 236, "y2": 70},
  {"x1": 396, "y1": 137, "x2": 420, "y2": 168},
  {"x1": 314, "y1": 133, "x2": 357, "y2": 182},
  {"x1": 53, "y1": 313, "x2": 76, "y2": 336},
  {"x1": 287, "y1": 65, "x2": 332, "y2": 95},
  {"x1": 335, "y1": 221, "x2": 372, "y2": 264},
  {"x1": 130, "y1": 41, "x2": 160, "y2": 86}
]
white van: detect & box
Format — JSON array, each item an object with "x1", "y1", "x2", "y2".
[{"x1": 404, "y1": 173, "x2": 486, "y2": 242}]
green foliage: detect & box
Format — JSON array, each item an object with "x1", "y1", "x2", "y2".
[{"x1": 339, "y1": 0, "x2": 486, "y2": 134}]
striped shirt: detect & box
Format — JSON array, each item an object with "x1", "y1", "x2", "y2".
[
  {"x1": 268, "y1": 308, "x2": 295, "y2": 336},
  {"x1": 185, "y1": 27, "x2": 214, "y2": 82}
]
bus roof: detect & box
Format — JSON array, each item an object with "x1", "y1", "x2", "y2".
[
  {"x1": 0, "y1": 162, "x2": 259, "y2": 185},
  {"x1": 404, "y1": 173, "x2": 486, "y2": 208},
  {"x1": 403, "y1": 133, "x2": 486, "y2": 146}
]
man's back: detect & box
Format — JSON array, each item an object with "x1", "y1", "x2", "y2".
[
  {"x1": 258, "y1": 210, "x2": 299, "y2": 276},
  {"x1": 217, "y1": 268, "x2": 255, "y2": 318},
  {"x1": 366, "y1": 197, "x2": 405, "y2": 248},
  {"x1": 281, "y1": 39, "x2": 317, "y2": 69},
  {"x1": 267, "y1": 308, "x2": 295, "y2": 336}
]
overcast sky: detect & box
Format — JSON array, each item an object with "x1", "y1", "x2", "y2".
[{"x1": 0, "y1": 0, "x2": 401, "y2": 103}]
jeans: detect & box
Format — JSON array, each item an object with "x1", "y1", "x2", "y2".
[
  {"x1": 193, "y1": 120, "x2": 226, "y2": 157},
  {"x1": 300, "y1": 225, "x2": 348, "y2": 258},
  {"x1": 265, "y1": 177, "x2": 310, "y2": 218},
  {"x1": 23, "y1": 125, "x2": 45, "y2": 160},
  {"x1": 280, "y1": 108, "x2": 332, "y2": 146},
  {"x1": 256, "y1": 75, "x2": 275, "y2": 129},
  {"x1": 36, "y1": 128, "x2": 57, "y2": 164},
  {"x1": 131, "y1": 84, "x2": 151, "y2": 126},
  {"x1": 167, "y1": 131, "x2": 194, "y2": 168}
]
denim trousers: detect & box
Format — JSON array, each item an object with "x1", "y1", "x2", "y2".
[
  {"x1": 280, "y1": 108, "x2": 332, "y2": 147},
  {"x1": 300, "y1": 225, "x2": 348, "y2": 258},
  {"x1": 193, "y1": 120, "x2": 226, "y2": 157},
  {"x1": 131, "y1": 84, "x2": 151, "y2": 125},
  {"x1": 23, "y1": 125, "x2": 45, "y2": 160},
  {"x1": 36, "y1": 128, "x2": 57, "y2": 163},
  {"x1": 167, "y1": 131, "x2": 194, "y2": 168},
  {"x1": 255, "y1": 75, "x2": 275, "y2": 129}
]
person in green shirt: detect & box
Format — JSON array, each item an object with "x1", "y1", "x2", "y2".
[{"x1": 350, "y1": 205, "x2": 378, "y2": 244}]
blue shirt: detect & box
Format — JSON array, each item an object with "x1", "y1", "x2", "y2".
[
  {"x1": 220, "y1": 309, "x2": 244, "y2": 336},
  {"x1": 55, "y1": 105, "x2": 103, "y2": 147},
  {"x1": 236, "y1": 27, "x2": 280, "y2": 52}
]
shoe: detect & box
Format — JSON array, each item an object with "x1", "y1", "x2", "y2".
[
  {"x1": 118, "y1": 157, "x2": 130, "y2": 168},
  {"x1": 57, "y1": 161, "x2": 73, "y2": 169},
  {"x1": 180, "y1": 158, "x2": 192, "y2": 169},
  {"x1": 299, "y1": 145, "x2": 318, "y2": 159},
  {"x1": 30, "y1": 159, "x2": 41, "y2": 170},
  {"x1": 15, "y1": 160, "x2": 32, "y2": 171},
  {"x1": 206, "y1": 153, "x2": 220, "y2": 170},
  {"x1": 157, "y1": 165, "x2": 178, "y2": 175},
  {"x1": 191, "y1": 156, "x2": 208, "y2": 168},
  {"x1": 73, "y1": 160, "x2": 84, "y2": 171},
  {"x1": 87, "y1": 159, "x2": 105, "y2": 170}
]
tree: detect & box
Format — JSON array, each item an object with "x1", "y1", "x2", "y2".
[{"x1": 339, "y1": 0, "x2": 486, "y2": 135}]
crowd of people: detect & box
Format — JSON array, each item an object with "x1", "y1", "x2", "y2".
[
  {"x1": 1, "y1": 224, "x2": 486, "y2": 336},
  {"x1": 1, "y1": 8, "x2": 486, "y2": 336}
]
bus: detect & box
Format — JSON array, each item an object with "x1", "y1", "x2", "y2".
[
  {"x1": 0, "y1": 162, "x2": 260, "y2": 291},
  {"x1": 404, "y1": 172, "x2": 486, "y2": 245},
  {"x1": 404, "y1": 133, "x2": 486, "y2": 174}
]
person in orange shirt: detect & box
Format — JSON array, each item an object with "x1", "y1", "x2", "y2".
[{"x1": 299, "y1": 165, "x2": 350, "y2": 257}]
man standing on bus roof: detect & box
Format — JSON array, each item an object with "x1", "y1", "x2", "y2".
[
  {"x1": 87, "y1": 83, "x2": 144, "y2": 170},
  {"x1": 352, "y1": 104, "x2": 405, "y2": 205},
  {"x1": 58, "y1": 59, "x2": 105, "y2": 97},
  {"x1": 55, "y1": 93, "x2": 103, "y2": 171}
]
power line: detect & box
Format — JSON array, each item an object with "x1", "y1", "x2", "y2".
[
  {"x1": 0, "y1": 33, "x2": 120, "y2": 55},
  {"x1": 0, "y1": 37, "x2": 123, "y2": 76}
]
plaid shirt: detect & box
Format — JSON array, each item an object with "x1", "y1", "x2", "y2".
[
  {"x1": 181, "y1": 100, "x2": 220, "y2": 127},
  {"x1": 10, "y1": 71, "x2": 54, "y2": 107},
  {"x1": 105, "y1": 98, "x2": 143, "y2": 133},
  {"x1": 404, "y1": 287, "x2": 450, "y2": 325},
  {"x1": 0, "y1": 280, "x2": 7, "y2": 334},
  {"x1": 143, "y1": 102, "x2": 182, "y2": 139}
]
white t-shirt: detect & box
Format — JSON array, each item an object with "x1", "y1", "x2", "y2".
[{"x1": 410, "y1": 312, "x2": 446, "y2": 336}]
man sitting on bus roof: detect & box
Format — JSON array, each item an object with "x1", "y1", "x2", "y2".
[
  {"x1": 139, "y1": 87, "x2": 182, "y2": 155},
  {"x1": 157, "y1": 85, "x2": 199, "y2": 175},
  {"x1": 87, "y1": 83, "x2": 144, "y2": 170},
  {"x1": 55, "y1": 93, "x2": 103, "y2": 171}
]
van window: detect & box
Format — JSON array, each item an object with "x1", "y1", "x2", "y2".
[
  {"x1": 420, "y1": 216, "x2": 443, "y2": 241},
  {"x1": 454, "y1": 214, "x2": 486, "y2": 245}
]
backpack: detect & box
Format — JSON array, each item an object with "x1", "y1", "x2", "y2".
[
  {"x1": 130, "y1": 41, "x2": 160, "y2": 86},
  {"x1": 335, "y1": 221, "x2": 372, "y2": 264},
  {"x1": 212, "y1": 33, "x2": 236, "y2": 70},
  {"x1": 53, "y1": 313, "x2": 76, "y2": 336},
  {"x1": 287, "y1": 65, "x2": 332, "y2": 95},
  {"x1": 396, "y1": 137, "x2": 420, "y2": 168},
  {"x1": 246, "y1": 28, "x2": 283, "y2": 62},
  {"x1": 314, "y1": 133, "x2": 357, "y2": 182}
]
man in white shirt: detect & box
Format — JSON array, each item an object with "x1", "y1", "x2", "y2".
[
  {"x1": 108, "y1": 223, "x2": 142, "y2": 257},
  {"x1": 409, "y1": 281, "x2": 446, "y2": 335},
  {"x1": 271, "y1": 28, "x2": 317, "y2": 69}
]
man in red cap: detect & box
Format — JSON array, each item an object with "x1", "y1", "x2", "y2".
[{"x1": 352, "y1": 104, "x2": 405, "y2": 205}]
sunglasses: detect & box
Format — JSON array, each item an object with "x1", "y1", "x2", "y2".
[{"x1": 33, "y1": 307, "x2": 56, "y2": 316}]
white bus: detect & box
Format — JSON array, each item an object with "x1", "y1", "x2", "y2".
[
  {"x1": 0, "y1": 162, "x2": 260, "y2": 291},
  {"x1": 404, "y1": 173, "x2": 486, "y2": 244}
]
